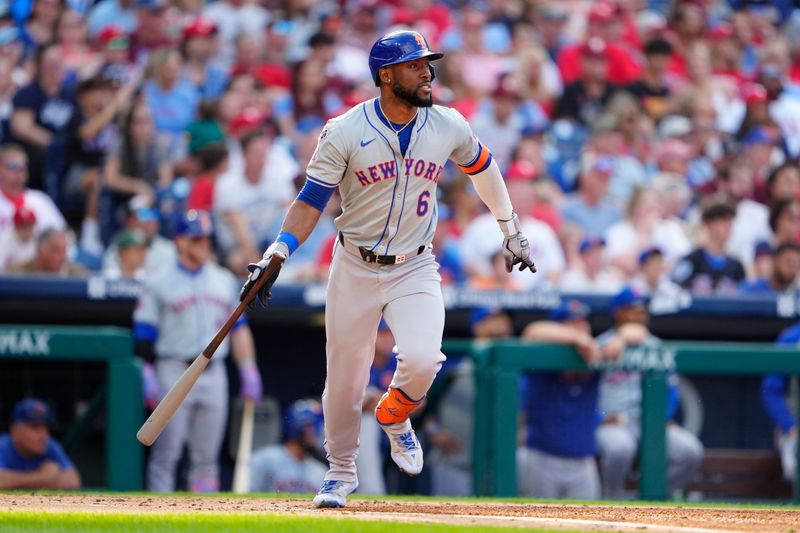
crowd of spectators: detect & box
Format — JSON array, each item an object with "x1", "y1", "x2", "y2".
[{"x1": 1, "y1": 0, "x2": 800, "y2": 300}]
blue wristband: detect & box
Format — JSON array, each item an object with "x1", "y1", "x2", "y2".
[{"x1": 276, "y1": 232, "x2": 299, "y2": 255}]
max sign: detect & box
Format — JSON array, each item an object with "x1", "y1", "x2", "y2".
[
  {"x1": 0, "y1": 330, "x2": 51, "y2": 356},
  {"x1": 595, "y1": 345, "x2": 677, "y2": 372}
]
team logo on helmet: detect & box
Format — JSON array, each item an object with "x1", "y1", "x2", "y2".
[{"x1": 412, "y1": 32, "x2": 425, "y2": 47}]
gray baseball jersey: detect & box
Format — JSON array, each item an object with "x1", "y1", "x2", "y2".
[
  {"x1": 134, "y1": 261, "x2": 243, "y2": 360},
  {"x1": 306, "y1": 98, "x2": 491, "y2": 254}
]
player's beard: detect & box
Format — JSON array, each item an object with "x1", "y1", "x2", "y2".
[{"x1": 392, "y1": 80, "x2": 433, "y2": 108}]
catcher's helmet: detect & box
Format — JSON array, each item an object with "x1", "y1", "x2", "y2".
[
  {"x1": 283, "y1": 399, "x2": 324, "y2": 441},
  {"x1": 368, "y1": 30, "x2": 444, "y2": 87}
]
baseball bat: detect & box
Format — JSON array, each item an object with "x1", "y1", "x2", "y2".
[
  {"x1": 232, "y1": 398, "x2": 255, "y2": 493},
  {"x1": 136, "y1": 255, "x2": 284, "y2": 446}
]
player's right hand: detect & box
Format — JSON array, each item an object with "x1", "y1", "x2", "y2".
[{"x1": 239, "y1": 242, "x2": 288, "y2": 309}]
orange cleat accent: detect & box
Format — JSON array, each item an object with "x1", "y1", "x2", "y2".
[{"x1": 375, "y1": 387, "x2": 421, "y2": 425}]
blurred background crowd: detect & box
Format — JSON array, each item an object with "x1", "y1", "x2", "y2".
[{"x1": 2, "y1": 0, "x2": 800, "y2": 301}]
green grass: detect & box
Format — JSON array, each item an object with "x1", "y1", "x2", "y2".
[{"x1": 0, "y1": 511, "x2": 574, "y2": 533}]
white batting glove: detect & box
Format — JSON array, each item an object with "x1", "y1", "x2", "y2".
[{"x1": 498, "y1": 212, "x2": 537, "y2": 273}]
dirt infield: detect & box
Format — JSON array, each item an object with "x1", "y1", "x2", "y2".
[{"x1": 2, "y1": 494, "x2": 799, "y2": 532}]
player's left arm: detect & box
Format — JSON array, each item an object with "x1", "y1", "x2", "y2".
[{"x1": 448, "y1": 107, "x2": 535, "y2": 273}]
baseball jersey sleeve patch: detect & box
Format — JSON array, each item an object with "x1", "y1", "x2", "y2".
[
  {"x1": 459, "y1": 144, "x2": 493, "y2": 175},
  {"x1": 306, "y1": 121, "x2": 347, "y2": 186}
]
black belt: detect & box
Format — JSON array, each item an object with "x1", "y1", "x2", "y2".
[{"x1": 338, "y1": 232, "x2": 427, "y2": 265}]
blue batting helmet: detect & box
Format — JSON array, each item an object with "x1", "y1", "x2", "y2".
[
  {"x1": 368, "y1": 30, "x2": 443, "y2": 87},
  {"x1": 174, "y1": 210, "x2": 213, "y2": 238},
  {"x1": 283, "y1": 399, "x2": 324, "y2": 441}
]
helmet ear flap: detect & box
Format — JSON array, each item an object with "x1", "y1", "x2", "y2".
[{"x1": 429, "y1": 64, "x2": 436, "y2": 82}]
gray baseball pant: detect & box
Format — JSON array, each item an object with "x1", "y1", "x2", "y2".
[
  {"x1": 596, "y1": 422, "x2": 704, "y2": 498},
  {"x1": 322, "y1": 243, "x2": 445, "y2": 483},
  {"x1": 517, "y1": 447, "x2": 600, "y2": 499}
]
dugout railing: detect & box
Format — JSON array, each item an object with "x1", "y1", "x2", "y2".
[
  {"x1": 440, "y1": 339, "x2": 800, "y2": 503},
  {"x1": 0, "y1": 325, "x2": 142, "y2": 490}
]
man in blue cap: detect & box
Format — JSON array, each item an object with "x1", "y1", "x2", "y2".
[
  {"x1": 517, "y1": 299, "x2": 606, "y2": 499},
  {"x1": 133, "y1": 210, "x2": 263, "y2": 492},
  {"x1": 595, "y1": 286, "x2": 703, "y2": 499},
  {"x1": 0, "y1": 398, "x2": 81, "y2": 489}
]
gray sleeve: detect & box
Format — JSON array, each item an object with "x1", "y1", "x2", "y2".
[
  {"x1": 447, "y1": 108, "x2": 484, "y2": 169},
  {"x1": 305, "y1": 120, "x2": 349, "y2": 187},
  {"x1": 133, "y1": 280, "x2": 160, "y2": 327}
]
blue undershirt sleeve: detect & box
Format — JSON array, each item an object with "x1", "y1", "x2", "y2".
[
  {"x1": 133, "y1": 322, "x2": 158, "y2": 342},
  {"x1": 231, "y1": 315, "x2": 248, "y2": 332},
  {"x1": 297, "y1": 177, "x2": 336, "y2": 212}
]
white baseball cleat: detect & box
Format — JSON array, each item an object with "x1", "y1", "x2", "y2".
[
  {"x1": 380, "y1": 418, "x2": 424, "y2": 475},
  {"x1": 312, "y1": 479, "x2": 359, "y2": 508}
]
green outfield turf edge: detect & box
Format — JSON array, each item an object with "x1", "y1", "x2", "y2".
[{"x1": 0, "y1": 511, "x2": 577, "y2": 533}]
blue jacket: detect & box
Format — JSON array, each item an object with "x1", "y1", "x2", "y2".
[{"x1": 520, "y1": 372, "x2": 600, "y2": 458}]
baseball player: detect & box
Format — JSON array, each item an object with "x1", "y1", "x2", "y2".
[
  {"x1": 596, "y1": 287, "x2": 704, "y2": 498},
  {"x1": 240, "y1": 30, "x2": 536, "y2": 507},
  {"x1": 249, "y1": 399, "x2": 328, "y2": 493},
  {"x1": 134, "y1": 210, "x2": 263, "y2": 492}
]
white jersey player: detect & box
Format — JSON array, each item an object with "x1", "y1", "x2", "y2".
[{"x1": 240, "y1": 30, "x2": 536, "y2": 508}]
